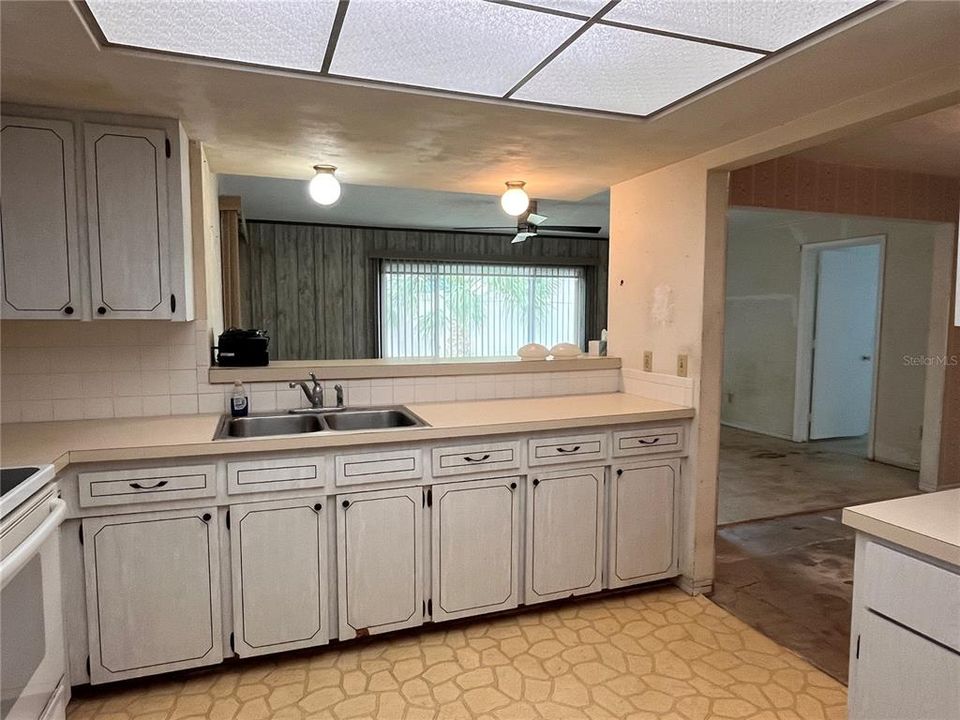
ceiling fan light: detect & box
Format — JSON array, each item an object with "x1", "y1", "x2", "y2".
[
  {"x1": 308, "y1": 164, "x2": 341, "y2": 205},
  {"x1": 500, "y1": 180, "x2": 530, "y2": 216}
]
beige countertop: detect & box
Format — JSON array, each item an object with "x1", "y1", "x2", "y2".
[
  {"x1": 843, "y1": 489, "x2": 960, "y2": 567},
  {"x1": 0, "y1": 393, "x2": 694, "y2": 472}
]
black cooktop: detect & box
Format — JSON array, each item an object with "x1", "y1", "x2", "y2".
[{"x1": 0, "y1": 467, "x2": 40, "y2": 497}]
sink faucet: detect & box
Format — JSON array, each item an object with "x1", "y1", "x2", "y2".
[
  {"x1": 334, "y1": 383, "x2": 345, "y2": 409},
  {"x1": 290, "y1": 373, "x2": 324, "y2": 409}
]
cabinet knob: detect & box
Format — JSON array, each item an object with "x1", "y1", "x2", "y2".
[
  {"x1": 532, "y1": 478, "x2": 540, "y2": 486},
  {"x1": 97, "y1": 306, "x2": 107, "y2": 315},
  {"x1": 201, "y1": 513, "x2": 212, "y2": 522},
  {"x1": 342, "y1": 500, "x2": 350, "y2": 508},
  {"x1": 314, "y1": 503, "x2": 322, "y2": 511},
  {"x1": 63, "y1": 305, "x2": 74, "y2": 315},
  {"x1": 616, "y1": 468, "x2": 623, "y2": 476},
  {"x1": 510, "y1": 482, "x2": 517, "y2": 489}
]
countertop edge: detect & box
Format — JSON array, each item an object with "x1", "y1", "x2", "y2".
[
  {"x1": 46, "y1": 406, "x2": 696, "y2": 470},
  {"x1": 842, "y1": 507, "x2": 960, "y2": 567}
]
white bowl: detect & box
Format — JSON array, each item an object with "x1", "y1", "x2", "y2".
[
  {"x1": 517, "y1": 343, "x2": 549, "y2": 360},
  {"x1": 549, "y1": 343, "x2": 582, "y2": 359}
]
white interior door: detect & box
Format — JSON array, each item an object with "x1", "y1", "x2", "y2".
[{"x1": 809, "y1": 242, "x2": 882, "y2": 440}]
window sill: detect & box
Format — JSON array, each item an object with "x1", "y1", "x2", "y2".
[{"x1": 208, "y1": 356, "x2": 621, "y2": 384}]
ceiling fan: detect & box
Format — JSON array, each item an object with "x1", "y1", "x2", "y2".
[{"x1": 454, "y1": 200, "x2": 602, "y2": 244}]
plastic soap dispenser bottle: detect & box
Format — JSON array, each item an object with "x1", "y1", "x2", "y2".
[{"x1": 231, "y1": 380, "x2": 249, "y2": 417}]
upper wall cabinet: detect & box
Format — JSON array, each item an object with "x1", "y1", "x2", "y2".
[
  {"x1": 0, "y1": 107, "x2": 194, "y2": 321},
  {"x1": 0, "y1": 117, "x2": 82, "y2": 318}
]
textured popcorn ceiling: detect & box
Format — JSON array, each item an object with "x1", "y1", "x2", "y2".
[
  {"x1": 81, "y1": 0, "x2": 875, "y2": 118},
  {"x1": 3, "y1": 0, "x2": 954, "y2": 198}
]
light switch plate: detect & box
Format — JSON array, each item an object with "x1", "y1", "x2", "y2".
[
  {"x1": 643, "y1": 351, "x2": 653, "y2": 372},
  {"x1": 677, "y1": 354, "x2": 688, "y2": 377}
]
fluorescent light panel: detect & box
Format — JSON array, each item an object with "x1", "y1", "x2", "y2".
[
  {"x1": 516, "y1": 0, "x2": 612, "y2": 17},
  {"x1": 514, "y1": 24, "x2": 761, "y2": 116},
  {"x1": 329, "y1": 0, "x2": 581, "y2": 96},
  {"x1": 603, "y1": 0, "x2": 876, "y2": 52},
  {"x1": 85, "y1": 0, "x2": 338, "y2": 72},
  {"x1": 83, "y1": 0, "x2": 879, "y2": 117}
]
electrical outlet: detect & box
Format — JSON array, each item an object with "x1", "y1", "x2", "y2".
[
  {"x1": 643, "y1": 351, "x2": 653, "y2": 372},
  {"x1": 677, "y1": 354, "x2": 688, "y2": 377}
]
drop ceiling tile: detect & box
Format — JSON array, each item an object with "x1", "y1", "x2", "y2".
[
  {"x1": 512, "y1": 24, "x2": 761, "y2": 116},
  {"x1": 603, "y1": 0, "x2": 876, "y2": 51},
  {"x1": 514, "y1": 0, "x2": 613, "y2": 17},
  {"x1": 329, "y1": 0, "x2": 583, "y2": 96},
  {"x1": 85, "y1": 0, "x2": 338, "y2": 71}
]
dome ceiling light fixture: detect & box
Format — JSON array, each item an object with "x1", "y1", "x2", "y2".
[
  {"x1": 308, "y1": 164, "x2": 341, "y2": 205},
  {"x1": 500, "y1": 180, "x2": 530, "y2": 216}
]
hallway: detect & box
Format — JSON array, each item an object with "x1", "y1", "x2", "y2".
[
  {"x1": 717, "y1": 426, "x2": 920, "y2": 525},
  {"x1": 712, "y1": 427, "x2": 923, "y2": 682}
]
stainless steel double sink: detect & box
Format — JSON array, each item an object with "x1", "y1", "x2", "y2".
[{"x1": 214, "y1": 406, "x2": 427, "y2": 439}]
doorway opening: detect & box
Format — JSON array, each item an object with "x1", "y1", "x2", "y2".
[{"x1": 711, "y1": 104, "x2": 959, "y2": 683}]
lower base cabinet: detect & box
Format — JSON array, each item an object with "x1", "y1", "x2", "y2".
[
  {"x1": 336, "y1": 487, "x2": 423, "y2": 640},
  {"x1": 431, "y1": 476, "x2": 520, "y2": 622},
  {"x1": 82, "y1": 508, "x2": 222, "y2": 683},
  {"x1": 851, "y1": 611, "x2": 960, "y2": 720},
  {"x1": 525, "y1": 466, "x2": 604, "y2": 604},
  {"x1": 608, "y1": 459, "x2": 678, "y2": 587},
  {"x1": 230, "y1": 497, "x2": 328, "y2": 657}
]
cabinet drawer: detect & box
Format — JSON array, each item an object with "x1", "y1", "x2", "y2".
[
  {"x1": 431, "y1": 441, "x2": 520, "y2": 477},
  {"x1": 227, "y1": 457, "x2": 324, "y2": 495},
  {"x1": 527, "y1": 434, "x2": 607, "y2": 466},
  {"x1": 613, "y1": 426, "x2": 685, "y2": 457},
  {"x1": 862, "y1": 540, "x2": 960, "y2": 652},
  {"x1": 79, "y1": 465, "x2": 216, "y2": 507},
  {"x1": 335, "y1": 449, "x2": 422, "y2": 486}
]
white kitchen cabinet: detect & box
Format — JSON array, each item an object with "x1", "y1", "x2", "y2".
[
  {"x1": 0, "y1": 106, "x2": 193, "y2": 321},
  {"x1": 0, "y1": 116, "x2": 82, "y2": 318},
  {"x1": 607, "y1": 459, "x2": 678, "y2": 587},
  {"x1": 431, "y1": 476, "x2": 520, "y2": 622},
  {"x1": 230, "y1": 497, "x2": 328, "y2": 657},
  {"x1": 84, "y1": 123, "x2": 171, "y2": 319},
  {"x1": 82, "y1": 507, "x2": 222, "y2": 683},
  {"x1": 850, "y1": 610, "x2": 960, "y2": 720},
  {"x1": 336, "y1": 487, "x2": 423, "y2": 639},
  {"x1": 525, "y1": 466, "x2": 604, "y2": 604}
]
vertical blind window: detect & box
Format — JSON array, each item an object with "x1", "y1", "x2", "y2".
[{"x1": 380, "y1": 260, "x2": 586, "y2": 358}]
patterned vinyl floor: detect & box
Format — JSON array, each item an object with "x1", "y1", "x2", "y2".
[{"x1": 66, "y1": 586, "x2": 847, "y2": 720}]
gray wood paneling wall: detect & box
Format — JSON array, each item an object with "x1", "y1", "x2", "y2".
[{"x1": 240, "y1": 221, "x2": 609, "y2": 360}]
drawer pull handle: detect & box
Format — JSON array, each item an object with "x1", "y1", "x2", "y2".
[
  {"x1": 129, "y1": 480, "x2": 168, "y2": 490},
  {"x1": 637, "y1": 438, "x2": 661, "y2": 445},
  {"x1": 532, "y1": 478, "x2": 540, "y2": 486},
  {"x1": 464, "y1": 454, "x2": 491, "y2": 462},
  {"x1": 556, "y1": 445, "x2": 581, "y2": 453},
  {"x1": 510, "y1": 482, "x2": 517, "y2": 489}
]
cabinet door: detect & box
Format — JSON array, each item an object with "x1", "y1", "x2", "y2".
[
  {"x1": 230, "y1": 497, "x2": 329, "y2": 657},
  {"x1": 1, "y1": 116, "x2": 82, "y2": 318},
  {"x1": 851, "y1": 611, "x2": 960, "y2": 720},
  {"x1": 525, "y1": 466, "x2": 604, "y2": 604},
  {"x1": 432, "y1": 476, "x2": 520, "y2": 622},
  {"x1": 336, "y1": 487, "x2": 423, "y2": 640},
  {"x1": 82, "y1": 507, "x2": 222, "y2": 684},
  {"x1": 608, "y1": 459, "x2": 678, "y2": 588},
  {"x1": 84, "y1": 123, "x2": 170, "y2": 319}
]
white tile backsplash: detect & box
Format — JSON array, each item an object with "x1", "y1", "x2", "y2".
[{"x1": 1, "y1": 319, "x2": 622, "y2": 423}]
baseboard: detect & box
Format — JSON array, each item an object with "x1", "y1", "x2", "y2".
[
  {"x1": 719, "y1": 420, "x2": 794, "y2": 442},
  {"x1": 674, "y1": 574, "x2": 713, "y2": 597}
]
